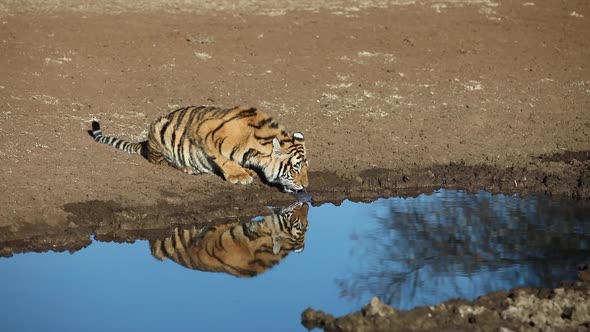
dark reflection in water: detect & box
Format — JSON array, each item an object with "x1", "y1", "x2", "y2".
[
  {"x1": 336, "y1": 190, "x2": 590, "y2": 310},
  {"x1": 149, "y1": 202, "x2": 309, "y2": 277},
  {"x1": 1, "y1": 190, "x2": 590, "y2": 332}
]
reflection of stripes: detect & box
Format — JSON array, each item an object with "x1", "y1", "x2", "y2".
[{"x1": 149, "y1": 203, "x2": 308, "y2": 278}]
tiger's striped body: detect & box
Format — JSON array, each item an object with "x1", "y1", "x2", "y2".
[
  {"x1": 90, "y1": 105, "x2": 308, "y2": 192},
  {"x1": 150, "y1": 202, "x2": 309, "y2": 277}
]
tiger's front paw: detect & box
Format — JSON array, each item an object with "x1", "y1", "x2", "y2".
[{"x1": 227, "y1": 172, "x2": 254, "y2": 185}]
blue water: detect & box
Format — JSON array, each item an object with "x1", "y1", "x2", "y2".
[{"x1": 1, "y1": 190, "x2": 589, "y2": 332}]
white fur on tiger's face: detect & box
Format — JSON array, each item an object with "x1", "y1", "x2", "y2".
[
  {"x1": 89, "y1": 105, "x2": 309, "y2": 192},
  {"x1": 149, "y1": 202, "x2": 310, "y2": 278}
]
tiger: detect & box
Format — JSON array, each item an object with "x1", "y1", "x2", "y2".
[
  {"x1": 149, "y1": 201, "x2": 309, "y2": 278},
  {"x1": 89, "y1": 105, "x2": 309, "y2": 192}
]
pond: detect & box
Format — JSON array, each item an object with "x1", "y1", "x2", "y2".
[{"x1": 1, "y1": 190, "x2": 590, "y2": 332}]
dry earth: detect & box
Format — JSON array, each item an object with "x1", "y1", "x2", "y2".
[{"x1": 1, "y1": 0, "x2": 590, "y2": 330}]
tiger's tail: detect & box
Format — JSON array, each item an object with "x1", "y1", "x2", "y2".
[{"x1": 89, "y1": 121, "x2": 147, "y2": 157}]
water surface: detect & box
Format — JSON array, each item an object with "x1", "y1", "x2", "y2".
[{"x1": 1, "y1": 190, "x2": 589, "y2": 332}]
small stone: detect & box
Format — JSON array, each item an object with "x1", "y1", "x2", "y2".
[{"x1": 363, "y1": 297, "x2": 396, "y2": 317}]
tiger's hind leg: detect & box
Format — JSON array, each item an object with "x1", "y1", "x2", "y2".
[
  {"x1": 146, "y1": 149, "x2": 173, "y2": 167},
  {"x1": 148, "y1": 151, "x2": 198, "y2": 174},
  {"x1": 146, "y1": 147, "x2": 207, "y2": 175},
  {"x1": 180, "y1": 166, "x2": 206, "y2": 175}
]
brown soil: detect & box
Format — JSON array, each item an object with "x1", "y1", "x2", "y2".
[{"x1": 1, "y1": 0, "x2": 590, "y2": 329}]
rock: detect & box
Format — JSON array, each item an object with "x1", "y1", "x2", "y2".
[
  {"x1": 301, "y1": 308, "x2": 335, "y2": 331},
  {"x1": 457, "y1": 305, "x2": 486, "y2": 318},
  {"x1": 363, "y1": 297, "x2": 396, "y2": 317},
  {"x1": 501, "y1": 287, "x2": 590, "y2": 330}
]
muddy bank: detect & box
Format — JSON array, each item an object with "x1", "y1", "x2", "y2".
[
  {"x1": 302, "y1": 264, "x2": 590, "y2": 332},
  {"x1": 2, "y1": 151, "x2": 590, "y2": 258},
  {"x1": 2, "y1": 145, "x2": 590, "y2": 258}
]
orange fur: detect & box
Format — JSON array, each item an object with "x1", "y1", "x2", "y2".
[
  {"x1": 150, "y1": 202, "x2": 309, "y2": 277},
  {"x1": 90, "y1": 106, "x2": 309, "y2": 192}
]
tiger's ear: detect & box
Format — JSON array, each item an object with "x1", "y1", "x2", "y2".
[
  {"x1": 272, "y1": 137, "x2": 283, "y2": 156},
  {"x1": 293, "y1": 132, "x2": 304, "y2": 142}
]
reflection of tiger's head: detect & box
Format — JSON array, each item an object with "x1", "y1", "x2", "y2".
[{"x1": 150, "y1": 202, "x2": 309, "y2": 278}]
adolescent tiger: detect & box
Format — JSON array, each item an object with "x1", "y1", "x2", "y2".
[
  {"x1": 89, "y1": 105, "x2": 308, "y2": 192},
  {"x1": 150, "y1": 202, "x2": 309, "y2": 278}
]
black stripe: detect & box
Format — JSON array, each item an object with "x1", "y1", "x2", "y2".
[
  {"x1": 170, "y1": 130, "x2": 178, "y2": 163},
  {"x1": 175, "y1": 238, "x2": 190, "y2": 267},
  {"x1": 159, "y1": 119, "x2": 171, "y2": 145},
  {"x1": 229, "y1": 226, "x2": 240, "y2": 242},
  {"x1": 214, "y1": 107, "x2": 229, "y2": 117},
  {"x1": 196, "y1": 107, "x2": 209, "y2": 122},
  {"x1": 204, "y1": 245, "x2": 215, "y2": 258},
  {"x1": 209, "y1": 247, "x2": 255, "y2": 275},
  {"x1": 205, "y1": 111, "x2": 258, "y2": 142},
  {"x1": 177, "y1": 110, "x2": 196, "y2": 166},
  {"x1": 250, "y1": 258, "x2": 274, "y2": 268},
  {"x1": 242, "y1": 148, "x2": 260, "y2": 164},
  {"x1": 174, "y1": 109, "x2": 189, "y2": 131},
  {"x1": 216, "y1": 136, "x2": 227, "y2": 152},
  {"x1": 180, "y1": 109, "x2": 200, "y2": 167},
  {"x1": 280, "y1": 160, "x2": 289, "y2": 177},
  {"x1": 254, "y1": 134, "x2": 277, "y2": 146},
  {"x1": 216, "y1": 233, "x2": 224, "y2": 249},
  {"x1": 259, "y1": 140, "x2": 274, "y2": 146},
  {"x1": 286, "y1": 144, "x2": 304, "y2": 153},
  {"x1": 190, "y1": 144, "x2": 202, "y2": 170},
  {"x1": 91, "y1": 121, "x2": 101, "y2": 131},
  {"x1": 254, "y1": 134, "x2": 277, "y2": 141},
  {"x1": 278, "y1": 218, "x2": 286, "y2": 232},
  {"x1": 248, "y1": 117, "x2": 273, "y2": 129},
  {"x1": 172, "y1": 109, "x2": 189, "y2": 164},
  {"x1": 229, "y1": 145, "x2": 240, "y2": 161},
  {"x1": 242, "y1": 224, "x2": 258, "y2": 241}
]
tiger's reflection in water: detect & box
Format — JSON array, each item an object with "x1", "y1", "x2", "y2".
[{"x1": 150, "y1": 202, "x2": 309, "y2": 277}]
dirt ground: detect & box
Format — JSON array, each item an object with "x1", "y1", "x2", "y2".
[{"x1": 1, "y1": 0, "x2": 589, "y2": 329}]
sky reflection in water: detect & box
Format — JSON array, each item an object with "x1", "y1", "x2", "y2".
[{"x1": 1, "y1": 190, "x2": 589, "y2": 332}]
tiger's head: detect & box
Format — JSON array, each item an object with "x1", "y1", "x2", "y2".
[{"x1": 266, "y1": 132, "x2": 309, "y2": 193}]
